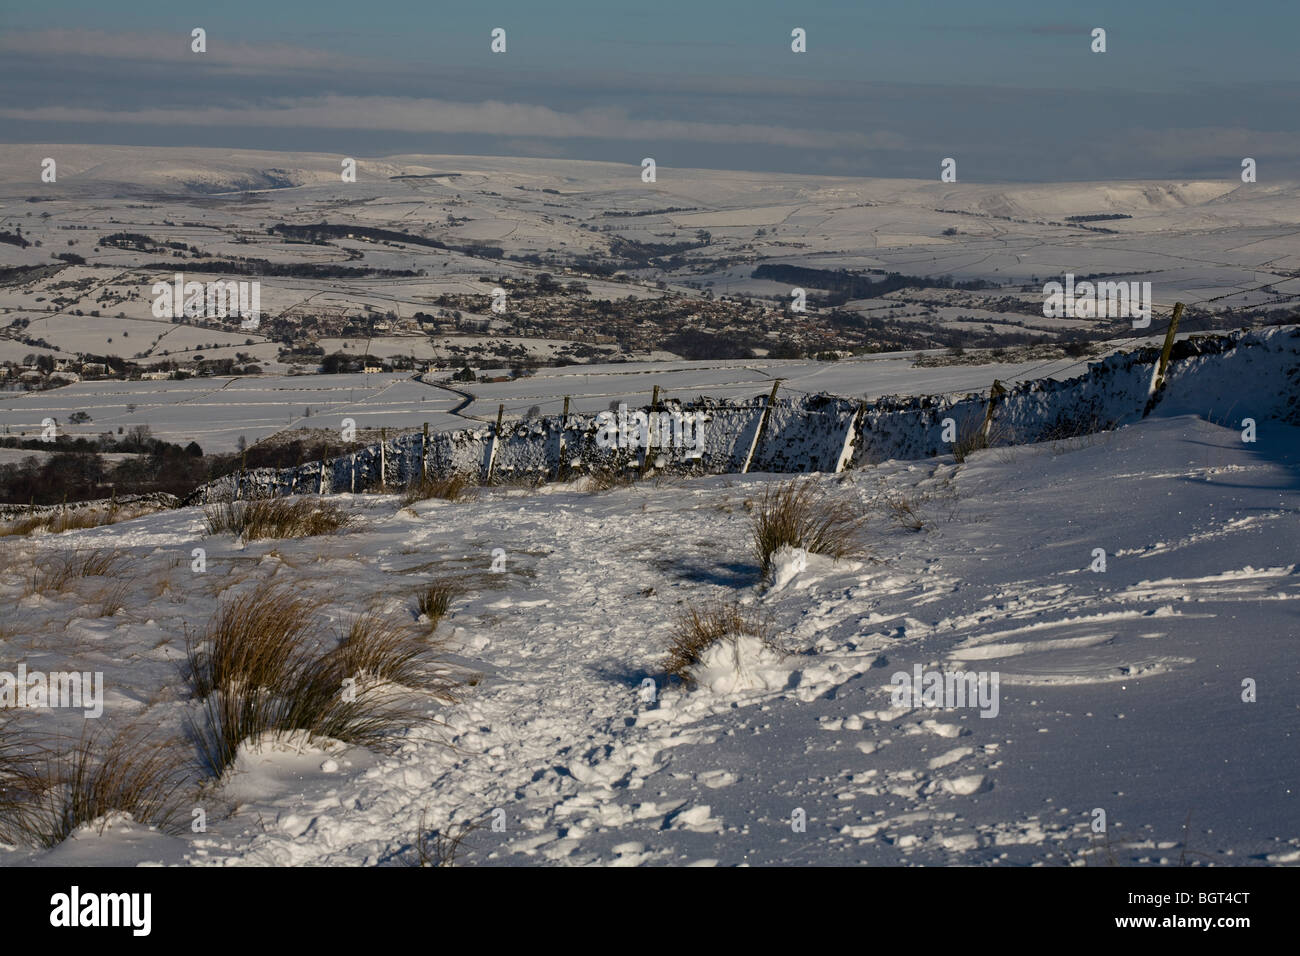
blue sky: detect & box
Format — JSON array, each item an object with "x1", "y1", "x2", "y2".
[{"x1": 2, "y1": 0, "x2": 1297, "y2": 181}]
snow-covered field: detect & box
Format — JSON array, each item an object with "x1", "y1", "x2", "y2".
[
  {"x1": 0, "y1": 372, "x2": 461, "y2": 451},
  {"x1": 2, "y1": 411, "x2": 1296, "y2": 866},
  {"x1": 0, "y1": 334, "x2": 1186, "y2": 452}
]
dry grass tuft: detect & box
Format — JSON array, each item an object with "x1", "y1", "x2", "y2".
[
  {"x1": 0, "y1": 506, "x2": 152, "y2": 538},
  {"x1": 0, "y1": 727, "x2": 191, "y2": 848},
  {"x1": 203, "y1": 496, "x2": 353, "y2": 540},
  {"x1": 186, "y1": 584, "x2": 316, "y2": 698},
  {"x1": 886, "y1": 496, "x2": 928, "y2": 531},
  {"x1": 401, "y1": 474, "x2": 473, "y2": 505},
  {"x1": 663, "y1": 600, "x2": 772, "y2": 683},
  {"x1": 186, "y1": 582, "x2": 451, "y2": 777},
  {"x1": 415, "y1": 579, "x2": 462, "y2": 629},
  {"x1": 30, "y1": 549, "x2": 124, "y2": 594},
  {"x1": 328, "y1": 610, "x2": 440, "y2": 689},
  {"x1": 751, "y1": 479, "x2": 866, "y2": 579},
  {"x1": 409, "y1": 809, "x2": 480, "y2": 867},
  {"x1": 584, "y1": 465, "x2": 636, "y2": 493},
  {"x1": 97, "y1": 581, "x2": 131, "y2": 618}
]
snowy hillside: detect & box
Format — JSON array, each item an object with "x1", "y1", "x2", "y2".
[{"x1": 1, "y1": 408, "x2": 1296, "y2": 865}]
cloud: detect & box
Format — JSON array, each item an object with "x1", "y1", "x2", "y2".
[
  {"x1": 0, "y1": 96, "x2": 907, "y2": 150},
  {"x1": 0, "y1": 29, "x2": 372, "y2": 73}
]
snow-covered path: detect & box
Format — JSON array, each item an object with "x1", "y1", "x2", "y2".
[{"x1": 3, "y1": 415, "x2": 1296, "y2": 866}]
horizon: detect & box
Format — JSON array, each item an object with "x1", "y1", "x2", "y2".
[{"x1": 2, "y1": 0, "x2": 1298, "y2": 182}]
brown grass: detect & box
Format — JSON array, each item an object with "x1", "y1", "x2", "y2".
[
  {"x1": 97, "y1": 581, "x2": 130, "y2": 618},
  {"x1": 401, "y1": 473, "x2": 473, "y2": 505},
  {"x1": 0, "y1": 727, "x2": 191, "y2": 848},
  {"x1": 409, "y1": 809, "x2": 480, "y2": 867},
  {"x1": 751, "y1": 479, "x2": 866, "y2": 579},
  {"x1": 30, "y1": 549, "x2": 125, "y2": 594},
  {"x1": 186, "y1": 583, "x2": 316, "y2": 698},
  {"x1": 186, "y1": 582, "x2": 451, "y2": 777},
  {"x1": 415, "y1": 580, "x2": 461, "y2": 629},
  {"x1": 0, "y1": 505, "x2": 157, "y2": 538},
  {"x1": 584, "y1": 464, "x2": 636, "y2": 493},
  {"x1": 328, "y1": 610, "x2": 447, "y2": 689},
  {"x1": 886, "y1": 496, "x2": 928, "y2": 532},
  {"x1": 203, "y1": 496, "x2": 354, "y2": 540},
  {"x1": 663, "y1": 600, "x2": 773, "y2": 683}
]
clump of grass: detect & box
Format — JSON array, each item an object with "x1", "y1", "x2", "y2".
[
  {"x1": 186, "y1": 583, "x2": 316, "y2": 698},
  {"x1": 415, "y1": 580, "x2": 461, "y2": 629},
  {"x1": 663, "y1": 600, "x2": 772, "y2": 683},
  {"x1": 30, "y1": 549, "x2": 124, "y2": 593},
  {"x1": 203, "y1": 496, "x2": 353, "y2": 540},
  {"x1": 0, "y1": 505, "x2": 156, "y2": 538},
  {"x1": 328, "y1": 611, "x2": 442, "y2": 689},
  {"x1": 186, "y1": 582, "x2": 450, "y2": 777},
  {"x1": 409, "y1": 810, "x2": 479, "y2": 867},
  {"x1": 402, "y1": 474, "x2": 473, "y2": 505},
  {"x1": 751, "y1": 479, "x2": 865, "y2": 579},
  {"x1": 0, "y1": 721, "x2": 44, "y2": 845},
  {"x1": 886, "y1": 495, "x2": 928, "y2": 532},
  {"x1": 1, "y1": 727, "x2": 191, "y2": 848},
  {"x1": 584, "y1": 464, "x2": 635, "y2": 493},
  {"x1": 97, "y1": 581, "x2": 130, "y2": 617}
]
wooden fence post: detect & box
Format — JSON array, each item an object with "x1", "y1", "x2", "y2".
[
  {"x1": 981, "y1": 379, "x2": 1007, "y2": 442},
  {"x1": 422, "y1": 422, "x2": 429, "y2": 481},
  {"x1": 237, "y1": 448, "x2": 247, "y2": 501},
  {"x1": 485, "y1": 404, "x2": 504, "y2": 483},
  {"x1": 379, "y1": 428, "x2": 387, "y2": 491},
  {"x1": 641, "y1": 385, "x2": 661, "y2": 476},
  {"x1": 556, "y1": 396, "x2": 570, "y2": 481},
  {"x1": 741, "y1": 379, "x2": 782, "y2": 474},
  {"x1": 350, "y1": 452, "x2": 356, "y2": 494},
  {"x1": 1143, "y1": 302, "x2": 1185, "y2": 418},
  {"x1": 835, "y1": 401, "x2": 866, "y2": 473},
  {"x1": 319, "y1": 447, "x2": 328, "y2": 496}
]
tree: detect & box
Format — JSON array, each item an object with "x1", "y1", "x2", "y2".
[{"x1": 125, "y1": 424, "x2": 153, "y2": 452}]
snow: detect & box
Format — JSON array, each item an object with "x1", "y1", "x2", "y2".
[{"x1": 1, "y1": 399, "x2": 1296, "y2": 865}]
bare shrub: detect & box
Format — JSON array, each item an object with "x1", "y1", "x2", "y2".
[
  {"x1": 663, "y1": 600, "x2": 772, "y2": 683},
  {"x1": 751, "y1": 479, "x2": 865, "y2": 579},
  {"x1": 886, "y1": 496, "x2": 928, "y2": 531},
  {"x1": 204, "y1": 496, "x2": 353, "y2": 540}
]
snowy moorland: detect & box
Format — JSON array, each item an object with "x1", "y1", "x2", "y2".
[{"x1": 1, "y1": 408, "x2": 1296, "y2": 866}]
